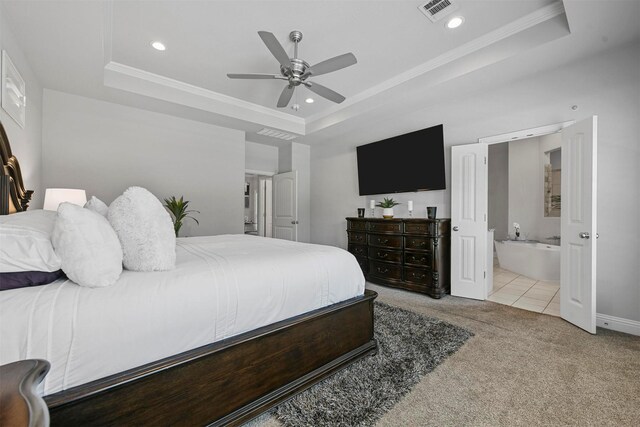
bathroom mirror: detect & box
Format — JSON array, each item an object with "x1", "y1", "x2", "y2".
[{"x1": 544, "y1": 149, "x2": 561, "y2": 217}]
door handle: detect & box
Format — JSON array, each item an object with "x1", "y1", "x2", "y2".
[
  {"x1": 579, "y1": 232, "x2": 590, "y2": 239},
  {"x1": 452, "y1": 226, "x2": 459, "y2": 231}
]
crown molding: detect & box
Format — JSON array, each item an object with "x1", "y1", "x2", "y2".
[{"x1": 104, "y1": 61, "x2": 305, "y2": 135}]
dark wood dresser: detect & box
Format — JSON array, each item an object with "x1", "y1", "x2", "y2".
[{"x1": 346, "y1": 217, "x2": 451, "y2": 298}]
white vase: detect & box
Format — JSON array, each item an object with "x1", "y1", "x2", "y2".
[{"x1": 382, "y1": 208, "x2": 394, "y2": 219}]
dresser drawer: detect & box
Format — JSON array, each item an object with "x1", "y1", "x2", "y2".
[
  {"x1": 404, "y1": 251, "x2": 432, "y2": 267},
  {"x1": 348, "y1": 232, "x2": 367, "y2": 245},
  {"x1": 369, "y1": 234, "x2": 403, "y2": 249},
  {"x1": 404, "y1": 267, "x2": 432, "y2": 286},
  {"x1": 404, "y1": 222, "x2": 433, "y2": 235},
  {"x1": 347, "y1": 220, "x2": 367, "y2": 231},
  {"x1": 368, "y1": 221, "x2": 402, "y2": 233},
  {"x1": 369, "y1": 247, "x2": 402, "y2": 263},
  {"x1": 369, "y1": 261, "x2": 403, "y2": 281},
  {"x1": 348, "y1": 244, "x2": 368, "y2": 258},
  {"x1": 405, "y1": 236, "x2": 431, "y2": 251}
]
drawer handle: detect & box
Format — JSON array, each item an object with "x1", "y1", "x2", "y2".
[
  {"x1": 377, "y1": 251, "x2": 388, "y2": 259},
  {"x1": 412, "y1": 272, "x2": 427, "y2": 279},
  {"x1": 354, "y1": 235, "x2": 363, "y2": 241},
  {"x1": 378, "y1": 238, "x2": 389, "y2": 244},
  {"x1": 411, "y1": 256, "x2": 427, "y2": 263},
  {"x1": 377, "y1": 267, "x2": 390, "y2": 274},
  {"x1": 412, "y1": 240, "x2": 426, "y2": 247},
  {"x1": 356, "y1": 248, "x2": 364, "y2": 254}
]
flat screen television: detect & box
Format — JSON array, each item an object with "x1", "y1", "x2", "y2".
[{"x1": 356, "y1": 124, "x2": 446, "y2": 196}]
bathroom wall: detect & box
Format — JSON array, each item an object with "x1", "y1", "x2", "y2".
[
  {"x1": 508, "y1": 137, "x2": 542, "y2": 240},
  {"x1": 488, "y1": 143, "x2": 509, "y2": 240},
  {"x1": 507, "y1": 134, "x2": 561, "y2": 241}
]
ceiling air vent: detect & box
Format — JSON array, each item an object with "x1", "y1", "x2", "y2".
[
  {"x1": 257, "y1": 128, "x2": 298, "y2": 141},
  {"x1": 418, "y1": 0, "x2": 459, "y2": 23}
]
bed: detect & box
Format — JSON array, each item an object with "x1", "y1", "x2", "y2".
[{"x1": 0, "y1": 120, "x2": 377, "y2": 426}]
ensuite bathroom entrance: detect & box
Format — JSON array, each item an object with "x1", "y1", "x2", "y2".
[
  {"x1": 450, "y1": 117, "x2": 598, "y2": 333},
  {"x1": 487, "y1": 134, "x2": 562, "y2": 316}
]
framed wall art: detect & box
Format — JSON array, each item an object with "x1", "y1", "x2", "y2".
[{"x1": 1, "y1": 50, "x2": 26, "y2": 128}]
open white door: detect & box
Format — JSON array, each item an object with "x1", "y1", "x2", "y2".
[
  {"x1": 273, "y1": 171, "x2": 298, "y2": 241},
  {"x1": 450, "y1": 144, "x2": 488, "y2": 300},
  {"x1": 560, "y1": 116, "x2": 597, "y2": 333}
]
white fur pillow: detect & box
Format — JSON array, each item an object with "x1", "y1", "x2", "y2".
[
  {"x1": 108, "y1": 187, "x2": 176, "y2": 271},
  {"x1": 84, "y1": 196, "x2": 109, "y2": 217},
  {"x1": 52, "y1": 203, "x2": 123, "y2": 287}
]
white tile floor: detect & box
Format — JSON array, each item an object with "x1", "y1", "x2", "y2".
[{"x1": 488, "y1": 265, "x2": 560, "y2": 316}]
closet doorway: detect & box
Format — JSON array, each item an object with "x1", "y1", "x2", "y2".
[{"x1": 244, "y1": 172, "x2": 273, "y2": 237}]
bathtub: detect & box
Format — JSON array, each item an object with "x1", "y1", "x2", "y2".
[{"x1": 494, "y1": 240, "x2": 560, "y2": 281}]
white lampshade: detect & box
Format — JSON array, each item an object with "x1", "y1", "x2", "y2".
[{"x1": 44, "y1": 188, "x2": 87, "y2": 211}]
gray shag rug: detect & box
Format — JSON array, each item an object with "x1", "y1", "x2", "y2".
[{"x1": 270, "y1": 301, "x2": 473, "y2": 427}]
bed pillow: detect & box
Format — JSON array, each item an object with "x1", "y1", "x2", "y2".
[
  {"x1": 84, "y1": 196, "x2": 109, "y2": 217},
  {"x1": 108, "y1": 186, "x2": 176, "y2": 271},
  {"x1": 0, "y1": 270, "x2": 66, "y2": 291},
  {"x1": 0, "y1": 210, "x2": 61, "y2": 273},
  {"x1": 52, "y1": 203, "x2": 123, "y2": 288}
]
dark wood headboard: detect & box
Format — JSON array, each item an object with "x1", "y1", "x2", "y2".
[{"x1": 0, "y1": 120, "x2": 33, "y2": 214}]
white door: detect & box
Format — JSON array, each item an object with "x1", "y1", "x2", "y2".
[
  {"x1": 273, "y1": 171, "x2": 298, "y2": 241},
  {"x1": 450, "y1": 144, "x2": 488, "y2": 300},
  {"x1": 560, "y1": 116, "x2": 598, "y2": 333}
]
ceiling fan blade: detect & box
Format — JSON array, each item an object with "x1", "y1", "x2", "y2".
[
  {"x1": 305, "y1": 82, "x2": 346, "y2": 104},
  {"x1": 309, "y1": 53, "x2": 357, "y2": 77},
  {"x1": 227, "y1": 73, "x2": 281, "y2": 79},
  {"x1": 258, "y1": 31, "x2": 291, "y2": 70},
  {"x1": 277, "y1": 85, "x2": 295, "y2": 108}
]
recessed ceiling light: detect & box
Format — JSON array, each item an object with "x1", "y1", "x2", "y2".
[
  {"x1": 151, "y1": 41, "x2": 166, "y2": 51},
  {"x1": 305, "y1": 98, "x2": 314, "y2": 104},
  {"x1": 446, "y1": 16, "x2": 464, "y2": 29}
]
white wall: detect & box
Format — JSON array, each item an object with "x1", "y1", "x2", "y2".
[
  {"x1": 488, "y1": 143, "x2": 509, "y2": 241},
  {"x1": 245, "y1": 141, "x2": 278, "y2": 174},
  {"x1": 508, "y1": 137, "x2": 543, "y2": 240},
  {"x1": 0, "y1": 5, "x2": 43, "y2": 208},
  {"x1": 42, "y1": 90, "x2": 245, "y2": 236},
  {"x1": 310, "y1": 41, "x2": 640, "y2": 323}
]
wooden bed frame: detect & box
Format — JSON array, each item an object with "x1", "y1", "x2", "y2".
[{"x1": 0, "y1": 120, "x2": 378, "y2": 426}]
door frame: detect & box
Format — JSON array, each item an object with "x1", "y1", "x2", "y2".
[{"x1": 474, "y1": 119, "x2": 598, "y2": 330}]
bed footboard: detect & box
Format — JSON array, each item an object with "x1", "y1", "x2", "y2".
[{"x1": 42, "y1": 289, "x2": 377, "y2": 426}]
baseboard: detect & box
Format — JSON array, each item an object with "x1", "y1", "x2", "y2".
[{"x1": 596, "y1": 313, "x2": 640, "y2": 336}]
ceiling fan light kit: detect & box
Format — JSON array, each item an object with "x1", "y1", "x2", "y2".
[{"x1": 227, "y1": 30, "x2": 357, "y2": 108}]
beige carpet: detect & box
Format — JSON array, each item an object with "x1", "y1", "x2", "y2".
[{"x1": 257, "y1": 282, "x2": 640, "y2": 426}]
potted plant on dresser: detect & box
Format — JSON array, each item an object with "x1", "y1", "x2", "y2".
[{"x1": 376, "y1": 197, "x2": 401, "y2": 219}]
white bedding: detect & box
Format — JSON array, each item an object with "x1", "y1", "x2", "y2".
[{"x1": 0, "y1": 234, "x2": 365, "y2": 396}]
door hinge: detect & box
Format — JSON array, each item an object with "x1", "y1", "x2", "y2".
[
  {"x1": 484, "y1": 157, "x2": 487, "y2": 165},
  {"x1": 484, "y1": 271, "x2": 486, "y2": 279},
  {"x1": 484, "y1": 213, "x2": 487, "y2": 222}
]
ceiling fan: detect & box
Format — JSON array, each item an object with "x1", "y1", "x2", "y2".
[{"x1": 227, "y1": 30, "x2": 357, "y2": 108}]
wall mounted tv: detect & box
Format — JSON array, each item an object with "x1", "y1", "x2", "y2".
[{"x1": 356, "y1": 124, "x2": 446, "y2": 196}]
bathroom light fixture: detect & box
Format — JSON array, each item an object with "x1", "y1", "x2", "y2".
[
  {"x1": 446, "y1": 16, "x2": 464, "y2": 29},
  {"x1": 305, "y1": 98, "x2": 314, "y2": 104},
  {"x1": 151, "y1": 41, "x2": 166, "y2": 51}
]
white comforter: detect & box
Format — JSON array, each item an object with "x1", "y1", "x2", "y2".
[{"x1": 0, "y1": 235, "x2": 364, "y2": 395}]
